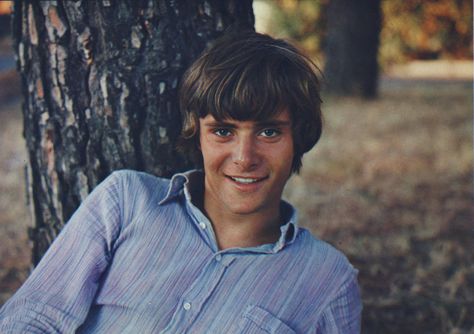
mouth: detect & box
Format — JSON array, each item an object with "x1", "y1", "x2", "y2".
[{"x1": 226, "y1": 175, "x2": 268, "y2": 184}]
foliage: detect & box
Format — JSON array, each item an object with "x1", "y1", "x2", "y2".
[
  {"x1": 381, "y1": 0, "x2": 473, "y2": 64},
  {"x1": 255, "y1": 0, "x2": 472, "y2": 67},
  {"x1": 254, "y1": 0, "x2": 328, "y2": 59}
]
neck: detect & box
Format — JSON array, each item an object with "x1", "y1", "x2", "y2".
[{"x1": 202, "y1": 191, "x2": 282, "y2": 250}]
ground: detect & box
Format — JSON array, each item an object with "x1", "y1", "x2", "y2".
[
  {"x1": 0, "y1": 38, "x2": 472, "y2": 332},
  {"x1": 284, "y1": 76, "x2": 473, "y2": 333}
]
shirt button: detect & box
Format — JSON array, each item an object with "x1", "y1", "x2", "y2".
[
  {"x1": 199, "y1": 222, "x2": 206, "y2": 229},
  {"x1": 183, "y1": 302, "x2": 191, "y2": 311},
  {"x1": 215, "y1": 254, "x2": 222, "y2": 262}
]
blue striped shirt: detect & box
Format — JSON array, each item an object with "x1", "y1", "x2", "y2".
[{"x1": 0, "y1": 170, "x2": 362, "y2": 333}]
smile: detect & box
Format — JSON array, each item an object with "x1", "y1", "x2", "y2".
[
  {"x1": 227, "y1": 176, "x2": 267, "y2": 184},
  {"x1": 231, "y1": 177, "x2": 259, "y2": 184}
]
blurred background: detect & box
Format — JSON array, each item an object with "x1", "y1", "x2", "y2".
[{"x1": 0, "y1": 0, "x2": 472, "y2": 332}]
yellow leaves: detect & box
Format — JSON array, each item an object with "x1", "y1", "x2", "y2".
[{"x1": 0, "y1": 1, "x2": 12, "y2": 15}]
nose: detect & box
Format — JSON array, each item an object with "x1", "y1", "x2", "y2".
[{"x1": 232, "y1": 135, "x2": 259, "y2": 170}]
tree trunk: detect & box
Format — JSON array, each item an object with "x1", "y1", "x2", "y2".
[
  {"x1": 12, "y1": 0, "x2": 254, "y2": 265},
  {"x1": 324, "y1": 0, "x2": 381, "y2": 98}
]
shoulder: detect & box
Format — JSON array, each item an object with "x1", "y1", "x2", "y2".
[
  {"x1": 290, "y1": 229, "x2": 361, "y2": 325},
  {"x1": 291, "y1": 228, "x2": 358, "y2": 297},
  {"x1": 107, "y1": 169, "x2": 171, "y2": 196},
  {"x1": 298, "y1": 228, "x2": 352, "y2": 267},
  {"x1": 108, "y1": 169, "x2": 169, "y2": 185},
  {"x1": 297, "y1": 231, "x2": 362, "y2": 331},
  {"x1": 101, "y1": 170, "x2": 172, "y2": 218},
  {"x1": 70, "y1": 169, "x2": 172, "y2": 228}
]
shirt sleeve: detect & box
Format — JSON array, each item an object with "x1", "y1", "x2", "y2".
[
  {"x1": 315, "y1": 271, "x2": 363, "y2": 334},
  {"x1": 0, "y1": 171, "x2": 124, "y2": 333}
]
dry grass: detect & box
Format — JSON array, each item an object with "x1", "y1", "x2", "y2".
[
  {"x1": 0, "y1": 98, "x2": 30, "y2": 305},
  {"x1": 0, "y1": 63, "x2": 472, "y2": 332},
  {"x1": 284, "y1": 79, "x2": 473, "y2": 333}
]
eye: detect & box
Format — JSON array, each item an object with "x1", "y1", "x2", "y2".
[
  {"x1": 259, "y1": 128, "x2": 280, "y2": 137},
  {"x1": 213, "y1": 128, "x2": 232, "y2": 137}
]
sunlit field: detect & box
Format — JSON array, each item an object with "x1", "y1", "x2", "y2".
[{"x1": 0, "y1": 53, "x2": 472, "y2": 332}]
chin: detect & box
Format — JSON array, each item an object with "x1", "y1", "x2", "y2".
[{"x1": 227, "y1": 203, "x2": 262, "y2": 215}]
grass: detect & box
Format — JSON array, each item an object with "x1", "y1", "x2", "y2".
[
  {"x1": 0, "y1": 98, "x2": 30, "y2": 305},
  {"x1": 284, "y1": 79, "x2": 473, "y2": 333}
]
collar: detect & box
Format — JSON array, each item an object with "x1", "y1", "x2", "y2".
[
  {"x1": 158, "y1": 170, "x2": 300, "y2": 251},
  {"x1": 157, "y1": 169, "x2": 199, "y2": 205}
]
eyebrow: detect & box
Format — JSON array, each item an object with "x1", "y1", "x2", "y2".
[
  {"x1": 202, "y1": 119, "x2": 291, "y2": 128},
  {"x1": 256, "y1": 120, "x2": 291, "y2": 128},
  {"x1": 202, "y1": 120, "x2": 236, "y2": 128}
]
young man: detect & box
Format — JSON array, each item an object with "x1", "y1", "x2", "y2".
[{"x1": 0, "y1": 31, "x2": 361, "y2": 333}]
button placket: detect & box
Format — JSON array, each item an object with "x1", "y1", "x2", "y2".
[
  {"x1": 162, "y1": 254, "x2": 237, "y2": 333},
  {"x1": 186, "y1": 202, "x2": 218, "y2": 252},
  {"x1": 180, "y1": 255, "x2": 234, "y2": 331}
]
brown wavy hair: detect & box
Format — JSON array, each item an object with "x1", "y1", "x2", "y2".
[{"x1": 178, "y1": 31, "x2": 322, "y2": 173}]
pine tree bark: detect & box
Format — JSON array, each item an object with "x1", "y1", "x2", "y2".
[
  {"x1": 12, "y1": 0, "x2": 254, "y2": 264},
  {"x1": 324, "y1": 0, "x2": 381, "y2": 98}
]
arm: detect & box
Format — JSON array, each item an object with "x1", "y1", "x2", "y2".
[
  {"x1": 315, "y1": 272, "x2": 362, "y2": 334},
  {"x1": 0, "y1": 172, "x2": 124, "y2": 333}
]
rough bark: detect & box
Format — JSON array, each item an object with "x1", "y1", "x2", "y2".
[
  {"x1": 324, "y1": 0, "x2": 381, "y2": 98},
  {"x1": 0, "y1": 14, "x2": 11, "y2": 38},
  {"x1": 12, "y1": 0, "x2": 254, "y2": 264}
]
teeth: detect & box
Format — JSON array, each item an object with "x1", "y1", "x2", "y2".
[{"x1": 231, "y1": 177, "x2": 259, "y2": 184}]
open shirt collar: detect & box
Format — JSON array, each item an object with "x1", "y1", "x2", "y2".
[{"x1": 158, "y1": 170, "x2": 299, "y2": 252}]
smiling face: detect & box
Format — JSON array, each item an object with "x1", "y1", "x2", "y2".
[{"x1": 199, "y1": 110, "x2": 294, "y2": 221}]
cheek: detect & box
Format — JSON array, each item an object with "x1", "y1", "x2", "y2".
[
  {"x1": 272, "y1": 138, "x2": 294, "y2": 158},
  {"x1": 275, "y1": 141, "x2": 295, "y2": 173},
  {"x1": 200, "y1": 140, "x2": 226, "y2": 169}
]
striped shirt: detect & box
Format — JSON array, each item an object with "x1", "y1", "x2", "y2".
[{"x1": 0, "y1": 170, "x2": 362, "y2": 333}]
